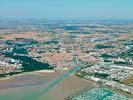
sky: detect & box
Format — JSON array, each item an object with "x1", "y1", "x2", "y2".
[{"x1": 0, "y1": 0, "x2": 133, "y2": 20}]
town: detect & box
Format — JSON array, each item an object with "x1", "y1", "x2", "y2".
[{"x1": 0, "y1": 19, "x2": 133, "y2": 99}]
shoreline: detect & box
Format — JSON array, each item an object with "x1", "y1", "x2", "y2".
[
  {"x1": 0, "y1": 69, "x2": 56, "y2": 80},
  {"x1": 1, "y1": 69, "x2": 133, "y2": 100}
]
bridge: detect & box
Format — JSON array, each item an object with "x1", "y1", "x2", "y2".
[{"x1": 22, "y1": 59, "x2": 83, "y2": 100}]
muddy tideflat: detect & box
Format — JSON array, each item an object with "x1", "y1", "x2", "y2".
[{"x1": 0, "y1": 71, "x2": 93, "y2": 100}]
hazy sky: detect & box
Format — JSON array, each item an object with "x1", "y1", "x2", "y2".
[{"x1": 0, "y1": 0, "x2": 133, "y2": 19}]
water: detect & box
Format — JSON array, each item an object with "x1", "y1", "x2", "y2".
[{"x1": 0, "y1": 59, "x2": 81, "y2": 100}]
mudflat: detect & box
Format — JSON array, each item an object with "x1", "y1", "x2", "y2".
[
  {"x1": 0, "y1": 71, "x2": 93, "y2": 100},
  {"x1": 40, "y1": 75, "x2": 93, "y2": 100}
]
